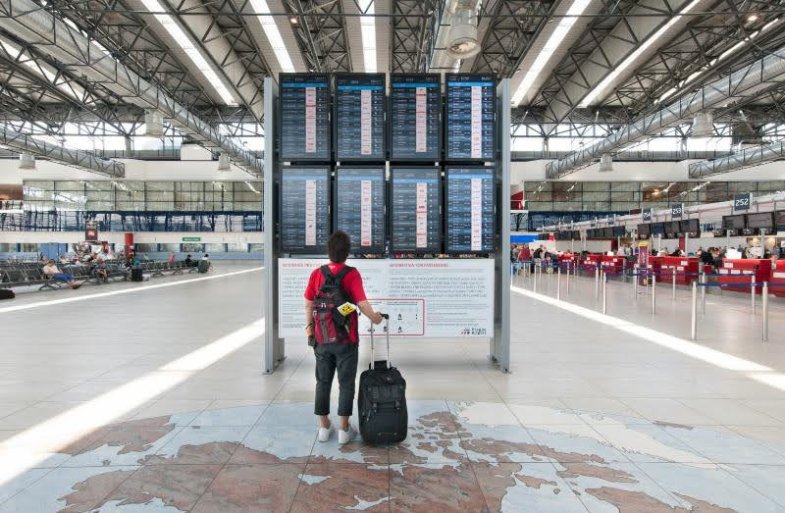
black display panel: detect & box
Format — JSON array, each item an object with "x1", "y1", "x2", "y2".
[
  {"x1": 777, "y1": 210, "x2": 785, "y2": 228},
  {"x1": 445, "y1": 74, "x2": 496, "y2": 161},
  {"x1": 723, "y1": 215, "x2": 746, "y2": 230},
  {"x1": 666, "y1": 221, "x2": 681, "y2": 235},
  {"x1": 680, "y1": 219, "x2": 700, "y2": 234},
  {"x1": 390, "y1": 74, "x2": 441, "y2": 160},
  {"x1": 613, "y1": 226, "x2": 626, "y2": 237},
  {"x1": 390, "y1": 167, "x2": 442, "y2": 253},
  {"x1": 637, "y1": 223, "x2": 650, "y2": 238},
  {"x1": 445, "y1": 166, "x2": 495, "y2": 253},
  {"x1": 334, "y1": 74, "x2": 386, "y2": 160},
  {"x1": 280, "y1": 167, "x2": 331, "y2": 253},
  {"x1": 334, "y1": 167, "x2": 386, "y2": 253},
  {"x1": 602, "y1": 227, "x2": 613, "y2": 239},
  {"x1": 279, "y1": 74, "x2": 331, "y2": 161},
  {"x1": 650, "y1": 222, "x2": 665, "y2": 235},
  {"x1": 746, "y1": 212, "x2": 774, "y2": 229}
]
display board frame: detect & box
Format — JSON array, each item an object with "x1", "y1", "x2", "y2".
[
  {"x1": 333, "y1": 73, "x2": 387, "y2": 162},
  {"x1": 333, "y1": 165, "x2": 387, "y2": 255},
  {"x1": 388, "y1": 74, "x2": 443, "y2": 162},
  {"x1": 444, "y1": 73, "x2": 497, "y2": 162},
  {"x1": 389, "y1": 166, "x2": 443, "y2": 255},
  {"x1": 278, "y1": 73, "x2": 332, "y2": 162},
  {"x1": 444, "y1": 165, "x2": 496, "y2": 254}
]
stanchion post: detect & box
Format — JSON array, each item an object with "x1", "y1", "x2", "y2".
[
  {"x1": 751, "y1": 275, "x2": 756, "y2": 314},
  {"x1": 672, "y1": 272, "x2": 676, "y2": 300},
  {"x1": 762, "y1": 282, "x2": 769, "y2": 342},
  {"x1": 557, "y1": 267, "x2": 561, "y2": 301},
  {"x1": 566, "y1": 265, "x2": 570, "y2": 296},
  {"x1": 651, "y1": 275, "x2": 656, "y2": 314},
  {"x1": 602, "y1": 272, "x2": 608, "y2": 314},
  {"x1": 533, "y1": 265, "x2": 538, "y2": 293},
  {"x1": 700, "y1": 272, "x2": 706, "y2": 315},
  {"x1": 691, "y1": 281, "x2": 698, "y2": 340},
  {"x1": 595, "y1": 266, "x2": 600, "y2": 300},
  {"x1": 633, "y1": 264, "x2": 638, "y2": 299}
]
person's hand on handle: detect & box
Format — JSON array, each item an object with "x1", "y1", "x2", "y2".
[{"x1": 370, "y1": 311, "x2": 384, "y2": 325}]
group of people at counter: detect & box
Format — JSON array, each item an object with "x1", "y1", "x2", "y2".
[{"x1": 510, "y1": 242, "x2": 785, "y2": 276}]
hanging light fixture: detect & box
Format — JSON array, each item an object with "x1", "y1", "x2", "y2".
[
  {"x1": 598, "y1": 153, "x2": 613, "y2": 172},
  {"x1": 144, "y1": 109, "x2": 164, "y2": 137},
  {"x1": 18, "y1": 153, "x2": 35, "y2": 169},
  {"x1": 691, "y1": 111, "x2": 714, "y2": 138},
  {"x1": 217, "y1": 153, "x2": 231, "y2": 171}
]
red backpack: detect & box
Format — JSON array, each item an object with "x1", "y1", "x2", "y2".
[{"x1": 313, "y1": 265, "x2": 358, "y2": 344}]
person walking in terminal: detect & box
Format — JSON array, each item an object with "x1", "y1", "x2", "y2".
[
  {"x1": 42, "y1": 259, "x2": 84, "y2": 289},
  {"x1": 304, "y1": 231, "x2": 384, "y2": 445}
]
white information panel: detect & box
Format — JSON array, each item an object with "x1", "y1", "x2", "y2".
[{"x1": 279, "y1": 258, "x2": 494, "y2": 338}]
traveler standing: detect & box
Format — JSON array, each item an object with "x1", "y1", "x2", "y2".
[{"x1": 304, "y1": 231, "x2": 384, "y2": 444}]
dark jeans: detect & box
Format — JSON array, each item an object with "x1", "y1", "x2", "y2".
[{"x1": 314, "y1": 343, "x2": 359, "y2": 417}]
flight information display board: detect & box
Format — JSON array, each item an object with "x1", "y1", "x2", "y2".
[
  {"x1": 280, "y1": 166, "x2": 331, "y2": 254},
  {"x1": 445, "y1": 74, "x2": 496, "y2": 161},
  {"x1": 390, "y1": 167, "x2": 442, "y2": 253},
  {"x1": 334, "y1": 167, "x2": 386, "y2": 253},
  {"x1": 389, "y1": 74, "x2": 441, "y2": 160},
  {"x1": 445, "y1": 166, "x2": 495, "y2": 253},
  {"x1": 334, "y1": 74, "x2": 386, "y2": 160},
  {"x1": 279, "y1": 74, "x2": 331, "y2": 161}
]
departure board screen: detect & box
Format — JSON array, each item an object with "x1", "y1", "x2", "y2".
[
  {"x1": 334, "y1": 74, "x2": 386, "y2": 160},
  {"x1": 279, "y1": 74, "x2": 331, "y2": 161},
  {"x1": 445, "y1": 74, "x2": 496, "y2": 161},
  {"x1": 445, "y1": 167, "x2": 495, "y2": 253},
  {"x1": 280, "y1": 167, "x2": 331, "y2": 254},
  {"x1": 334, "y1": 167, "x2": 386, "y2": 253},
  {"x1": 390, "y1": 167, "x2": 441, "y2": 253},
  {"x1": 390, "y1": 74, "x2": 441, "y2": 160}
]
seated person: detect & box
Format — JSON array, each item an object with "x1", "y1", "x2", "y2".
[
  {"x1": 92, "y1": 258, "x2": 109, "y2": 282},
  {"x1": 184, "y1": 254, "x2": 194, "y2": 267},
  {"x1": 42, "y1": 260, "x2": 84, "y2": 289}
]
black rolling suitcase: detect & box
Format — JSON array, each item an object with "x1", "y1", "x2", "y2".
[
  {"x1": 130, "y1": 267, "x2": 144, "y2": 282},
  {"x1": 358, "y1": 314, "x2": 408, "y2": 445}
]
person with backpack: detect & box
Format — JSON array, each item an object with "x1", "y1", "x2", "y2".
[{"x1": 304, "y1": 231, "x2": 384, "y2": 445}]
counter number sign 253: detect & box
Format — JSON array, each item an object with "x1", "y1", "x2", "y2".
[{"x1": 671, "y1": 204, "x2": 683, "y2": 219}]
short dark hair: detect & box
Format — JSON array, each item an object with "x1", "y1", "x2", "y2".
[{"x1": 327, "y1": 231, "x2": 351, "y2": 263}]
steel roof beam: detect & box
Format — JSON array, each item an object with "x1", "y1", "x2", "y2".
[{"x1": 689, "y1": 140, "x2": 785, "y2": 178}]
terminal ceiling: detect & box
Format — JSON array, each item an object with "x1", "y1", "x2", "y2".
[{"x1": 0, "y1": 0, "x2": 784, "y2": 176}]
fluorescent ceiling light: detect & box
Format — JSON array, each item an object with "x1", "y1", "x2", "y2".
[
  {"x1": 511, "y1": 0, "x2": 591, "y2": 106},
  {"x1": 250, "y1": 0, "x2": 296, "y2": 72},
  {"x1": 580, "y1": 0, "x2": 703, "y2": 108},
  {"x1": 358, "y1": 0, "x2": 377, "y2": 73},
  {"x1": 140, "y1": 0, "x2": 238, "y2": 105}
]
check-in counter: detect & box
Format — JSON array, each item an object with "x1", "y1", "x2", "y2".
[
  {"x1": 600, "y1": 255, "x2": 626, "y2": 275},
  {"x1": 582, "y1": 253, "x2": 602, "y2": 272},
  {"x1": 771, "y1": 260, "x2": 785, "y2": 298},
  {"x1": 660, "y1": 256, "x2": 700, "y2": 285},
  {"x1": 717, "y1": 259, "x2": 772, "y2": 294},
  {"x1": 645, "y1": 256, "x2": 664, "y2": 282}
]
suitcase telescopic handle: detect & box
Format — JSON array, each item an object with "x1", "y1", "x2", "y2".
[{"x1": 369, "y1": 313, "x2": 390, "y2": 365}]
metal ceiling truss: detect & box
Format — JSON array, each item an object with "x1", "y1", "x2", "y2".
[
  {"x1": 470, "y1": 0, "x2": 555, "y2": 76},
  {"x1": 0, "y1": 124, "x2": 124, "y2": 177},
  {"x1": 390, "y1": 0, "x2": 439, "y2": 73},
  {"x1": 0, "y1": 0, "x2": 263, "y2": 175},
  {"x1": 546, "y1": 45, "x2": 785, "y2": 178},
  {"x1": 282, "y1": 0, "x2": 352, "y2": 72},
  {"x1": 608, "y1": 0, "x2": 785, "y2": 116},
  {"x1": 689, "y1": 138, "x2": 785, "y2": 178}
]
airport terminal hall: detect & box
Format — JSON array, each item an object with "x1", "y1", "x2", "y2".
[{"x1": 5, "y1": 1, "x2": 785, "y2": 512}]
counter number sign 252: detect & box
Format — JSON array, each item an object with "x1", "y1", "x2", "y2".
[{"x1": 734, "y1": 192, "x2": 751, "y2": 211}]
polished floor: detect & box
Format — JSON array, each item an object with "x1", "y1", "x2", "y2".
[{"x1": 0, "y1": 263, "x2": 784, "y2": 512}]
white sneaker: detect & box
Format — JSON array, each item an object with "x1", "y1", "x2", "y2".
[
  {"x1": 317, "y1": 424, "x2": 333, "y2": 443},
  {"x1": 338, "y1": 425, "x2": 357, "y2": 445}
]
